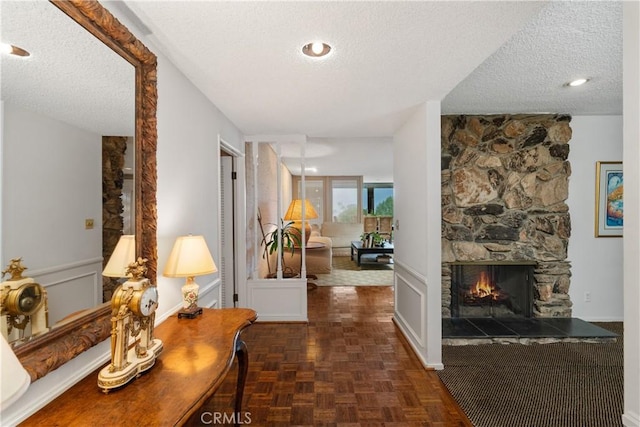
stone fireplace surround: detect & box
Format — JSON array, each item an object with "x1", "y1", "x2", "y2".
[{"x1": 441, "y1": 114, "x2": 573, "y2": 320}]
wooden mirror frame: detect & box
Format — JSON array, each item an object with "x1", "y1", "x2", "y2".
[{"x1": 14, "y1": 0, "x2": 158, "y2": 381}]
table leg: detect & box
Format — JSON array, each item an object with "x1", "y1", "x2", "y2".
[
  {"x1": 357, "y1": 252, "x2": 362, "y2": 266},
  {"x1": 234, "y1": 338, "x2": 248, "y2": 426}
]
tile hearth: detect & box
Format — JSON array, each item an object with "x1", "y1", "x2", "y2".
[{"x1": 443, "y1": 317, "x2": 617, "y2": 344}]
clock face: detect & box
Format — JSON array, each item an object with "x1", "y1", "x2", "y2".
[
  {"x1": 18, "y1": 283, "x2": 43, "y2": 314},
  {"x1": 4, "y1": 282, "x2": 44, "y2": 315},
  {"x1": 138, "y1": 286, "x2": 158, "y2": 317}
]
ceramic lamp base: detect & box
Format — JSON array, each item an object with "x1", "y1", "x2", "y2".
[
  {"x1": 292, "y1": 221, "x2": 312, "y2": 245},
  {"x1": 179, "y1": 279, "x2": 202, "y2": 319},
  {"x1": 181, "y1": 279, "x2": 199, "y2": 307}
]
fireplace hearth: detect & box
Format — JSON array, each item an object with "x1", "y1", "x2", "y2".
[{"x1": 451, "y1": 262, "x2": 535, "y2": 319}]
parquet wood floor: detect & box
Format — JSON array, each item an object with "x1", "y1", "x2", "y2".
[{"x1": 187, "y1": 286, "x2": 471, "y2": 426}]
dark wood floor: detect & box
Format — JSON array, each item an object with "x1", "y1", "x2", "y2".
[{"x1": 188, "y1": 286, "x2": 471, "y2": 426}]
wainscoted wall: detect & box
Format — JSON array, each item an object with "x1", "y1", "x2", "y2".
[
  {"x1": 31, "y1": 258, "x2": 103, "y2": 326},
  {"x1": 441, "y1": 114, "x2": 573, "y2": 318},
  {"x1": 393, "y1": 261, "x2": 425, "y2": 350},
  {"x1": 2, "y1": 102, "x2": 103, "y2": 328}
]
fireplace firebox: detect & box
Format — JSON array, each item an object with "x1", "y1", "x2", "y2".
[{"x1": 451, "y1": 262, "x2": 535, "y2": 318}]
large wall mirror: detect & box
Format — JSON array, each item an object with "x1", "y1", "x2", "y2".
[{"x1": 1, "y1": 0, "x2": 157, "y2": 381}]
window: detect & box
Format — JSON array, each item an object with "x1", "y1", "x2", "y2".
[
  {"x1": 297, "y1": 179, "x2": 324, "y2": 225},
  {"x1": 331, "y1": 178, "x2": 360, "y2": 223},
  {"x1": 293, "y1": 176, "x2": 363, "y2": 224},
  {"x1": 363, "y1": 183, "x2": 394, "y2": 216}
]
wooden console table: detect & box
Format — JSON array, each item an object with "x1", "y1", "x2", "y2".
[{"x1": 21, "y1": 308, "x2": 257, "y2": 427}]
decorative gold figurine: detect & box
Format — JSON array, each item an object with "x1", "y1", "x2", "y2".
[
  {"x1": 0, "y1": 258, "x2": 49, "y2": 344},
  {"x1": 98, "y1": 257, "x2": 163, "y2": 393}
]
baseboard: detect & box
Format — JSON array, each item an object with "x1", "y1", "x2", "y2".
[{"x1": 623, "y1": 411, "x2": 640, "y2": 427}]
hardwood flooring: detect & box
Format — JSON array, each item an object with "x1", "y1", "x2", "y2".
[{"x1": 188, "y1": 286, "x2": 471, "y2": 426}]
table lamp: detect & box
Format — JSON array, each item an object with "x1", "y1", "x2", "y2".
[
  {"x1": 283, "y1": 199, "x2": 318, "y2": 245},
  {"x1": 163, "y1": 235, "x2": 217, "y2": 319},
  {"x1": 102, "y1": 235, "x2": 136, "y2": 279},
  {"x1": 1, "y1": 334, "x2": 30, "y2": 411}
]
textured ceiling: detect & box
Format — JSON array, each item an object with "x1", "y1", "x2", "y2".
[
  {"x1": 443, "y1": 1, "x2": 622, "y2": 116},
  {"x1": 0, "y1": 1, "x2": 134, "y2": 136},
  {"x1": 124, "y1": 0, "x2": 622, "y2": 181},
  {"x1": 127, "y1": 1, "x2": 548, "y2": 137},
  {"x1": 1, "y1": 1, "x2": 622, "y2": 182}
]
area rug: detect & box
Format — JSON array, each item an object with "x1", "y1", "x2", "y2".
[
  {"x1": 437, "y1": 322, "x2": 623, "y2": 427},
  {"x1": 314, "y1": 256, "x2": 393, "y2": 286}
]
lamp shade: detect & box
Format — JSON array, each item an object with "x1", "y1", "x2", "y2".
[
  {"x1": 283, "y1": 199, "x2": 318, "y2": 221},
  {"x1": 1, "y1": 335, "x2": 30, "y2": 411},
  {"x1": 163, "y1": 235, "x2": 217, "y2": 278},
  {"x1": 102, "y1": 235, "x2": 135, "y2": 278}
]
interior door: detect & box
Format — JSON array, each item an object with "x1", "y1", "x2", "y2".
[{"x1": 220, "y1": 152, "x2": 236, "y2": 307}]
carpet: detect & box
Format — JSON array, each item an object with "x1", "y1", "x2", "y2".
[
  {"x1": 437, "y1": 322, "x2": 623, "y2": 427},
  {"x1": 313, "y1": 256, "x2": 393, "y2": 286}
]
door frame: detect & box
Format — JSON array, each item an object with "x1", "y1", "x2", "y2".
[{"x1": 218, "y1": 135, "x2": 245, "y2": 307}]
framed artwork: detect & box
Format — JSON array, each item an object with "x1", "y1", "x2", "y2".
[{"x1": 595, "y1": 161, "x2": 623, "y2": 237}]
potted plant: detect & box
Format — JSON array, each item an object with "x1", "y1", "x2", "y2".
[
  {"x1": 263, "y1": 219, "x2": 302, "y2": 277},
  {"x1": 249, "y1": 213, "x2": 307, "y2": 322},
  {"x1": 360, "y1": 231, "x2": 384, "y2": 247}
]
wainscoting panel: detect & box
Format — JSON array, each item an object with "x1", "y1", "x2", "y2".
[
  {"x1": 32, "y1": 258, "x2": 103, "y2": 326},
  {"x1": 393, "y1": 261, "x2": 430, "y2": 367},
  {"x1": 246, "y1": 279, "x2": 308, "y2": 322},
  {"x1": 199, "y1": 278, "x2": 222, "y2": 309}
]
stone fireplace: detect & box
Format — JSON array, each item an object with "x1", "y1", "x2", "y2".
[{"x1": 441, "y1": 114, "x2": 573, "y2": 319}]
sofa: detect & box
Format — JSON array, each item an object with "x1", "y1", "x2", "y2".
[
  {"x1": 320, "y1": 222, "x2": 364, "y2": 257},
  {"x1": 276, "y1": 222, "x2": 365, "y2": 275},
  {"x1": 277, "y1": 232, "x2": 333, "y2": 275}
]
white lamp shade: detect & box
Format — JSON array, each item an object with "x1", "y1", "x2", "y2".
[
  {"x1": 1, "y1": 335, "x2": 30, "y2": 411},
  {"x1": 102, "y1": 235, "x2": 135, "y2": 278},
  {"x1": 163, "y1": 235, "x2": 217, "y2": 278}
]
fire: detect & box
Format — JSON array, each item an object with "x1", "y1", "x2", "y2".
[{"x1": 470, "y1": 271, "x2": 498, "y2": 299}]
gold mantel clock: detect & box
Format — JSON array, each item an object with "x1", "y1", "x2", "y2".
[
  {"x1": 1, "y1": 258, "x2": 49, "y2": 343},
  {"x1": 98, "y1": 258, "x2": 163, "y2": 393}
]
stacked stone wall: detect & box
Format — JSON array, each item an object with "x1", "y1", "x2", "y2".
[
  {"x1": 441, "y1": 114, "x2": 573, "y2": 318},
  {"x1": 102, "y1": 135, "x2": 127, "y2": 302}
]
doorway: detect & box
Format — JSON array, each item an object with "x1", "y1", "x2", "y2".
[{"x1": 219, "y1": 139, "x2": 242, "y2": 308}]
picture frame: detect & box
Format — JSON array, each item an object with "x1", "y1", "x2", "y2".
[{"x1": 595, "y1": 161, "x2": 623, "y2": 237}]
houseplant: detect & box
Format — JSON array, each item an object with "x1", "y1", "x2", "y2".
[
  {"x1": 361, "y1": 231, "x2": 384, "y2": 248},
  {"x1": 263, "y1": 219, "x2": 302, "y2": 276},
  {"x1": 249, "y1": 215, "x2": 308, "y2": 322}
]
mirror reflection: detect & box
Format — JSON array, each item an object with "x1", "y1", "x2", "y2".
[{"x1": 0, "y1": 1, "x2": 135, "y2": 345}]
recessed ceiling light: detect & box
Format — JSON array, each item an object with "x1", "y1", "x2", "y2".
[
  {"x1": 0, "y1": 43, "x2": 30, "y2": 57},
  {"x1": 567, "y1": 78, "x2": 589, "y2": 87},
  {"x1": 302, "y1": 41, "x2": 331, "y2": 58},
  {"x1": 305, "y1": 167, "x2": 318, "y2": 173}
]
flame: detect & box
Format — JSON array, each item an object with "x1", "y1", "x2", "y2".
[{"x1": 470, "y1": 271, "x2": 496, "y2": 298}]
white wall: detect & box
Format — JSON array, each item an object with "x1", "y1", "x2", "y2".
[
  {"x1": 2, "y1": 104, "x2": 102, "y2": 325},
  {"x1": 154, "y1": 50, "x2": 243, "y2": 316},
  {"x1": 392, "y1": 101, "x2": 442, "y2": 370},
  {"x1": 2, "y1": 104, "x2": 101, "y2": 269},
  {"x1": 2, "y1": 6, "x2": 245, "y2": 423},
  {"x1": 623, "y1": 2, "x2": 640, "y2": 425},
  {"x1": 566, "y1": 115, "x2": 623, "y2": 321}
]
